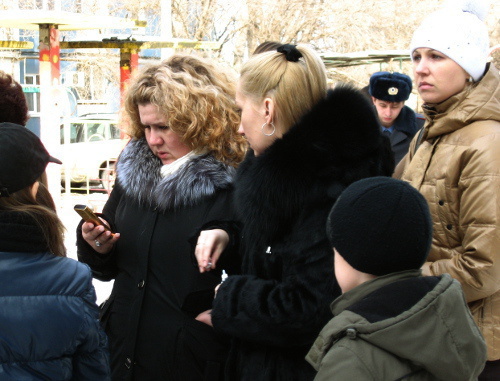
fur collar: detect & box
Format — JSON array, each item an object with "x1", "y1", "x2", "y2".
[
  {"x1": 235, "y1": 84, "x2": 394, "y2": 243},
  {"x1": 393, "y1": 106, "x2": 419, "y2": 136},
  {"x1": 116, "y1": 138, "x2": 236, "y2": 212}
]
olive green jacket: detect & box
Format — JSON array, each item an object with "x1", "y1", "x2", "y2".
[{"x1": 306, "y1": 271, "x2": 486, "y2": 380}]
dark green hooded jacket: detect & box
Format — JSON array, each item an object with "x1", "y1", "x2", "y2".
[{"x1": 306, "y1": 270, "x2": 486, "y2": 380}]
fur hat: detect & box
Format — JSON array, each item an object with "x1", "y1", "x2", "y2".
[
  {"x1": 0, "y1": 122, "x2": 61, "y2": 197},
  {"x1": 369, "y1": 72, "x2": 412, "y2": 102},
  {"x1": 327, "y1": 177, "x2": 432, "y2": 276},
  {"x1": 410, "y1": 0, "x2": 490, "y2": 82}
]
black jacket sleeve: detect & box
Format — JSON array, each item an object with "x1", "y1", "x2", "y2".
[
  {"x1": 76, "y1": 185, "x2": 122, "y2": 281},
  {"x1": 187, "y1": 188, "x2": 242, "y2": 275}
]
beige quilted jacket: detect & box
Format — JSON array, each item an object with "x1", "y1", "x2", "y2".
[{"x1": 397, "y1": 64, "x2": 500, "y2": 360}]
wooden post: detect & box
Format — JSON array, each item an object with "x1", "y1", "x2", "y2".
[{"x1": 38, "y1": 24, "x2": 62, "y2": 204}]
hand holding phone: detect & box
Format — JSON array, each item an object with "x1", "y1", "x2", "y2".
[
  {"x1": 74, "y1": 204, "x2": 113, "y2": 233},
  {"x1": 76, "y1": 204, "x2": 119, "y2": 253}
]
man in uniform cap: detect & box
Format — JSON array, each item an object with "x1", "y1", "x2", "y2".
[{"x1": 369, "y1": 71, "x2": 424, "y2": 164}]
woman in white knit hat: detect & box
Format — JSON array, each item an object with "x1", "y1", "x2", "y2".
[{"x1": 396, "y1": 0, "x2": 499, "y2": 379}]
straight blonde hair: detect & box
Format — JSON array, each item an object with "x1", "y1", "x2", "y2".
[{"x1": 239, "y1": 44, "x2": 328, "y2": 133}]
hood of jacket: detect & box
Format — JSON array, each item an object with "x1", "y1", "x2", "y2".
[
  {"x1": 234, "y1": 84, "x2": 394, "y2": 244},
  {"x1": 308, "y1": 271, "x2": 487, "y2": 380},
  {"x1": 424, "y1": 64, "x2": 500, "y2": 140},
  {"x1": 116, "y1": 137, "x2": 236, "y2": 212}
]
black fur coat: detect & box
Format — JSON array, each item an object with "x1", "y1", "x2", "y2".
[{"x1": 211, "y1": 84, "x2": 394, "y2": 381}]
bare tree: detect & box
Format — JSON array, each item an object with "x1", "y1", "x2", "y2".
[
  {"x1": 1, "y1": 0, "x2": 498, "y2": 101},
  {"x1": 65, "y1": 52, "x2": 119, "y2": 101}
]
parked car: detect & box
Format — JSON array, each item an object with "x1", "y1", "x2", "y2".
[{"x1": 59, "y1": 113, "x2": 127, "y2": 192}]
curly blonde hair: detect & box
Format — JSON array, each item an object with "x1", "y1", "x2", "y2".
[{"x1": 124, "y1": 55, "x2": 247, "y2": 166}]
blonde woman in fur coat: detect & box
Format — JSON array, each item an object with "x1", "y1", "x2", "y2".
[{"x1": 194, "y1": 44, "x2": 395, "y2": 380}]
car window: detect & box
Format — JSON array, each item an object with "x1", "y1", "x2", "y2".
[
  {"x1": 60, "y1": 117, "x2": 120, "y2": 145},
  {"x1": 71, "y1": 123, "x2": 84, "y2": 143},
  {"x1": 110, "y1": 123, "x2": 121, "y2": 139},
  {"x1": 86, "y1": 123, "x2": 106, "y2": 142}
]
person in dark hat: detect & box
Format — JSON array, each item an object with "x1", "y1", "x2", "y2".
[
  {"x1": 306, "y1": 176, "x2": 486, "y2": 380},
  {"x1": 0, "y1": 122, "x2": 111, "y2": 380},
  {"x1": 369, "y1": 71, "x2": 424, "y2": 164}
]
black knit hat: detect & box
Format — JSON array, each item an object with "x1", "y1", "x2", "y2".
[
  {"x1": 369, "y1": 71, "x2": 412, "y2": 102},
  {"x1": 0, "y1": 122, "x2": 62, "y2": 197},
  {"x1": 327, "y1": 177, "x2": 432, "y2": 276}
]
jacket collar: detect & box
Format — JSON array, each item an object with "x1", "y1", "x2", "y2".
[
  {"x1": 330, "y1": 269, "x2": 421, "y2": 315},
  {"x1": 116, "y1": 138, "x2": 236, "y2": 212},
  {"x1": 424, "y1": 64, "x2": 500, "y2": 140},
  {"x1": 392, "y1": 106, "x2": 417, "y2": 136},
  {"x1": 0, "y1": 211, "x2": 49, "y2": 253}
]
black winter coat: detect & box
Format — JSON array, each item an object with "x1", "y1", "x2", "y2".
[
  {"x1": 211, "y1": 85, "x2": 395, "y2": 381},
  {"x1": 77, "y1": 141, "x2": 239, "y2": 381}
]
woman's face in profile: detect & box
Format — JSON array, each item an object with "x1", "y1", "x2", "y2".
[
  {"x1": 412, "y1": 48, "x2": 469, "y2": 104},
  {"x1": 139, "y1": 103, "x2": 191, "y2": 165},
  {"x1": 235, "y1": 81, "x2": 276, "y2": 156}
]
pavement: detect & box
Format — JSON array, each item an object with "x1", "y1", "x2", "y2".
[{"x1": 58, "y1": 190, "x2": 114, "y2": 305}]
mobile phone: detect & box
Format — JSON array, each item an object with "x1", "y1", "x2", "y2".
[{"x1": 74, "y1": 204, "x2": 112, "y2": 232}]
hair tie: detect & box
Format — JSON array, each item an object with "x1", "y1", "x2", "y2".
[{"x1": 277, "y1": 44, "x2": 302, "y2": 62}]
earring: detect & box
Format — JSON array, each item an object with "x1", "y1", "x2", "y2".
[
  {"x1": 468, "y1": 77, "x2": 474, "y2": 83},
  {"x1": 261, "y1": 122, "x2": 276, "y2": 136}
]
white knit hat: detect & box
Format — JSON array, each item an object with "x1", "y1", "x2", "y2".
[{"x1": 410, "y1": 0, "x2": 490, "y2": 81}]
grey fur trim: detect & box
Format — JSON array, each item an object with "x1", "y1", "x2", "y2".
[{"x1": 116, "y1": 138, "x2": 236, "y2": 212}]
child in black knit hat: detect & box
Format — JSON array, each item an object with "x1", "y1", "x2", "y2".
[{"x1": 306, "y1": 176, "x2": 486, "y2": 380}]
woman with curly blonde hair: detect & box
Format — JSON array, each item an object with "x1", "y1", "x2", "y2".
[
  {"x1": 124, "y1": 55, "x2": 245, "y2": 166},
  {"x1": 77, "y1": 54, "x2": 246, "y2": 380}
]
